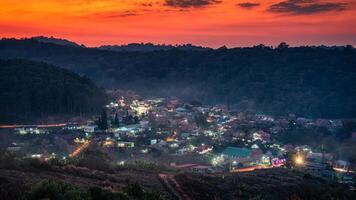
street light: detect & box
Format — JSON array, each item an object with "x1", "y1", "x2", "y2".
[{"x1": 294, "y1": 155, "x2": 304, "y2": 166}]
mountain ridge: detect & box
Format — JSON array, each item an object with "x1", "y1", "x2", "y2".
[{"x1": 0, "y1": 38, "x2": 355, "y2": 118}]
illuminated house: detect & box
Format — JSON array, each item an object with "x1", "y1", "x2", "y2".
[
  {"x1": 195, "y1": 144, "x2": 213, "y2": 154},
  {"x1": 84, "y1": 125, "x2": 97, "y2": 133},
  {"x1": 130, "y1": 100, "x2": 151, "y2": 115},
  {"x1": 15, "y1": 127, "x2": 45, "y2": 135},
  {"x1": 74, "y1": 137, "x2": 87, "y2": 144},
  {"x1": 102, "y1": 138, "x2": 115, "y2": 148},
  {"x1": 252, "y1": 131, "x2": 270, "y2": 142},
  {"x1": 113, "y1": 124, "x2": 141, "y2": 137},
  {"x1": 117, "y1": 141, "x2": 135, "y2": 148}
]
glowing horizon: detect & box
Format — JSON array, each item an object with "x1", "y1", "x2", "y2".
[{"x1": 1, "y1": 0, "x2": 355, "y2": 48}]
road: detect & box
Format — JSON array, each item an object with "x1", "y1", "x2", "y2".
[
  {"x1": 69, "y1": 140, "x2": 91, "y2": 158},
  {"x1": 231, "y1": 165, "x2": 272, "y2": 173},
  {"x1": 0, "y1": 123, "x2": 67, "y2": 129},
  {"x1": 159, "y1": 174, "x2": 191, "y2": 200}
]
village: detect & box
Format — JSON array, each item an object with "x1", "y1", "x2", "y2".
[{"x1": 1, "y1": 90, "x2": 355, "y2": 185}]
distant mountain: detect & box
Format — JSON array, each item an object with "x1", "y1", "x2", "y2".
[
  {"x1": 0, "y1": 38, "x2": 355, "y2": 118},
  {"x1": 0, "y1": 59, "x2": 107, "y2": 123},
  {"x1": 99, "y1": 43, "x2": 212, "y2": 52},
  {"x1": 30, "y1": 36, "x2": 83, "y2": 47}
]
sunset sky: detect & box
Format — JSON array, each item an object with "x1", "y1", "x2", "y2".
[{"x1": 0, "y1": 0, "x2": 355, "y2": 47}]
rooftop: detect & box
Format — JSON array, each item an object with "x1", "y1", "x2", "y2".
[{"x1": 222, "y1": 147, "x2": 251, "y2": 158}]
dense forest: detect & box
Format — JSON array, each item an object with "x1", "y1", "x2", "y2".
[
  {"x1": 0, "y1": 59, "x2": 107, "y2": 123},
  {"x1": 0, "y1": 38, "x2": 355, "y2": 118},
  {"x1": 99, "y1": 43, "x2": 211, "y2": 52}
]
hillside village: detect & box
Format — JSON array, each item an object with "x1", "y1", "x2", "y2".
[{"x1": 1, "y1": 90, "x2": 355, "y2": 186}]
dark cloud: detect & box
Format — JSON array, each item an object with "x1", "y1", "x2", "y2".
[
  {"x1": 164, "y1": 0, "x2": 222, "y2": 8},
  {"x1": 237, "y1": 2, "x2": 261, "y2": 9},
  {"x1": 268, "y1": 0, "x2": 347, "y2": 15},
  {"x1": 140, "y1": 3, "x2": 153, "y2": 7},
  {"x1": 87, "y1": 10, "x2": 138, "y2": 19},
  {"x1": 118, "y1": 11, "x2": 138, "y2": 17}
]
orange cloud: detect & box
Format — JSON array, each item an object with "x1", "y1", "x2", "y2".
[{"x1": 0, "y1": 0, "x2": 355, "y2": 47}]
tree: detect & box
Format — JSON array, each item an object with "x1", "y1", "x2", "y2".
[
  {"x1": 29, "y1": 180, "x2": 89, "y2": 200},
  {"x1": 277, "y1": 42, "x2": 289, "y2": 49},
  {"x1": 97, "y1": 110, "x2": 108, "y2": 131},
  {"x1": 113, "y1": 113, "x2": 120, "y2": 127}
]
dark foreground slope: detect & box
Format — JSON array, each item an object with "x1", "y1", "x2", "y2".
[
  {"x1": 0, "y1": 155, "x2": 354, "y2": 200},
  {"x1": 1, "y1": 38, "x2": 356, "y2": 118},
  {"x1": 0, "y1": 59, "x2": 107, "y2": 123},
  {"x1": 175, "y1": 169, "x2": 355, "y2": 200}
]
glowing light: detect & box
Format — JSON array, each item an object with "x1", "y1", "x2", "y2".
[
  {"x1": 211, "y1": 155, "x2": 224, "y2": 166},
  {"x1": 294, "y1": 155, "x2": 305, "y2": 166},
  {"x1": 333, "y1": 167, "x2": 348, "y2": 173},
  {"x1": 333, "y1": 167, "x2": 355, "y2": 173}
]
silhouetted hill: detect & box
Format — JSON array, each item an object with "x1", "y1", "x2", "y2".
[
  {"x1": 31, "y1": 36, "x2": 83, "y2": 47},
  {"x1": 0, "y1": 59, "x2": 107, "y2": 123},
  {"x1": 0, "y1": 38, "x2": 355, "y2": 118},
  {"x1": 99, "y1": 43, "x2": 211, "y2": 52}
]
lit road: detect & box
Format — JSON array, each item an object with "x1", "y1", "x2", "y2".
[
  {"x1": 333, "y1": 167, "x2": 355, "y2": 174},
  {"x1": 69, "y1": 140, "x2": 91, "y2": 158},
  {"x1": 0, "y1": 123, "x2": 67, "y2": 129},
  {"x1": 231, "y1": 165, "x2": 272, "y2": 173}
]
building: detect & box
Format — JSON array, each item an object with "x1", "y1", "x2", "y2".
[
  {"x1": 195, "y1": 144, "x2": 213, "y2": 154},
  {"x1": 222, "y1": 147, "x2": 251, "y2": 159},
  {"x1": 84, "y1": 125, "x2": 97, "y2": 133},
  {"x1": 7, "y1": 142, "x2": 23, "y2": 151},
  {"x1": 117, "y1": 141, "x2": 135, "y2": 148},
  {"x1": 15, "y1": 127, "x2": 46, "y2": 135}
]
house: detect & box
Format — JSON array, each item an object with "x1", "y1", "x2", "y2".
[
  {"x1": 179, "y1": 132, "x2": 190, "y2": 139},
  {"x1": 114, "y1": 124, "x2": 141, "y2": 136},
  {"x1": 222, "y1": 147, "x2": 251, "y2": 159},
  {"x1": 15, "y1": 127, "x2": 46, "y2": 135},
  {"x1": 117, "y1": 141, "x2": 135, "y2": 148},
  {"x1": 84, "y1": 125, "x2": 97, "y2": 133},
  {"x1": 195, "y1": 144, "x2": 213, "y2": 154},
  {"x1": 150, "y1": 139, "x2": 158, "y2": 145},
  {"x1": 102, "y1": 138, "x2": 116, "y2": 148},
  {"x1": 177, "y1": 148, "x2": 189, "y2": 155},
  {"x1": 7, "y1": 142, "x2": 23, "y2": 151},
  {"x1": 175, "y1": 107, "x2": 188, "y2": 113},
  {"x1": 251, "y1": 131, "x2": 270, "y2": 142}
]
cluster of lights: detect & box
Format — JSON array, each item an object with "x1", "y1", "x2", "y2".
[
  {"x1": 106, "y1": 102, "x2": 119, "y2": 108},
  {"x1": 211, "y1": 155, "x2": 224, "y2": 166}
]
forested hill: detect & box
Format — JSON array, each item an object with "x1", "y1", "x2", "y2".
[
  {"x1": 99, "y1": 43, "x2": 211, "y2": 52},
  {"x1": 0, "y1": 38, "x2": 355, "y2": 118},
  {"x1": 0, "y1": 59, "x2": 107, "y2": 123}
]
